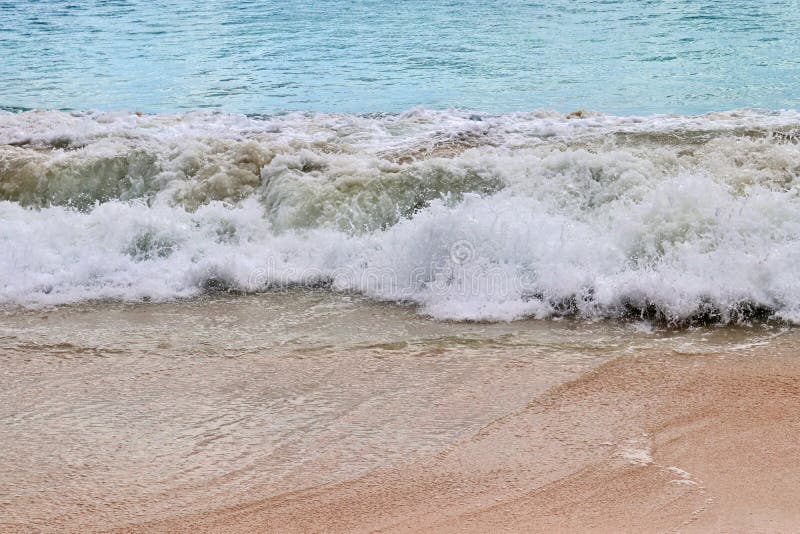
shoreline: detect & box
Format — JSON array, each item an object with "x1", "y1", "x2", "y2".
[{"x1": 117, "y1": 346, "x2": 800, "y2": 533}]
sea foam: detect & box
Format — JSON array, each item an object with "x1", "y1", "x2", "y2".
[{"x1": 2, "y1": 108, "x2": 800, "y2": 323}]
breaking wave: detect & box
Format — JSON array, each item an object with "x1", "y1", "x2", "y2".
[{"x1": 2, "y1": 107, "x2": 800, "y2": 323}]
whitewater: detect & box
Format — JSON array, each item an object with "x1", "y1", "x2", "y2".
[{"x1": 2, "y1": 107, "x2": 800, "y2": 323}]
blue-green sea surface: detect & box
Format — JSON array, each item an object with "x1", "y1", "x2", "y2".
[{"x1": 1, "y1": 0, "x2": 799, "y2": 114}]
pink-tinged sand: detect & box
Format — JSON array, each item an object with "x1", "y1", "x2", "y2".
[{"x1": 114, "y1": 349, "x2": 800, "y2": 534}]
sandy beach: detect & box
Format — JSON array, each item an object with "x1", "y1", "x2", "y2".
[
  {"x1": 3, "y1": 297, "x2": 796, "y2": 533},
  {"x1": 111, "y1": 344, "x2": 798, "y2": 534}
]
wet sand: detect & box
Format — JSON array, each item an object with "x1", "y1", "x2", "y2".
[
  {"x1": 2, "y1": 297, "x2": 799, "y2": 533},
  {"x1": 124, "y1": 345, "x2": 800, "y2": 533}
]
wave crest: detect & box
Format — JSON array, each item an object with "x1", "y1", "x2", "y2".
[{"x1": 2, "y1": 108, "x2": 800, "y2": 323}]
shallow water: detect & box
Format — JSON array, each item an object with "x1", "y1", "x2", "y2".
[
  {"x1": 0, "y1": 291, "x2": 789, "y2": 531},
  {"x1": 2, "y1": 0, "x2": 800, "y2": 114}
]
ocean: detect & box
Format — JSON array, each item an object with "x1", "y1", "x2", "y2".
[
  {"x1": 1, "y1": 0, "x2": 800, "y2": 322},
  {"x1": 2, "y1": 1, "x2": 800, "y2": 530},
  {"x1": 2, "y1": 0, "x2": 800, "y2": 114}
]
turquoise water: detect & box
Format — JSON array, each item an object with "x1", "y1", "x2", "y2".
[{"x1": 1, "y1": 0, "x2": 799, "y2": 114}]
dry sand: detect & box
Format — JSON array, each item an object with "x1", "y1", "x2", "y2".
[{"x1": 121, "y1": 346, "x2": 800, "y2": 534}]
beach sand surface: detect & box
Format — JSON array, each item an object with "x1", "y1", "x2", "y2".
[
  {"x1": 127, "y1": 343, "x2": 800, "y2": 532},
  {"x1": 2, "y1": 298, "x2": 799, "y2": 533}
]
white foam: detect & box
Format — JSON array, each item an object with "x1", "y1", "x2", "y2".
[
  {"x1": 620, "y1": 445, "x2": 653, "y2": 466},
  {"x1": 2, "y1": 108, "x2": 800, "y2": 322},
  {"x1": 667, "y1": 466, "x2": 700, "y2": 486}
]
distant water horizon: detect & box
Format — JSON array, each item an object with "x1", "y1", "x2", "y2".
[{"x1": 2, "y1": 0, "x2": 800, "y2": 115}]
